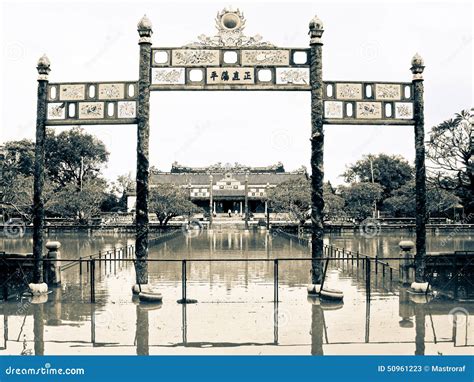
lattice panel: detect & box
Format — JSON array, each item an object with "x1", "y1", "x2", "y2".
[
  {"x1": 323, "y1": 82, "x2": 415, "y2": 125},
  {"x1": 45, "y1": 82, "x2": 138, "y2": 125}
]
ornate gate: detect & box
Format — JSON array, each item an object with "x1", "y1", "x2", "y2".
[{"x1": 33, "y1": 8, "x2": 427, "y2": 288}]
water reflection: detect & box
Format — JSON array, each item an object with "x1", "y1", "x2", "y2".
[{"x1": 0, "y1": 231, "x2": 472, "y2": 355}]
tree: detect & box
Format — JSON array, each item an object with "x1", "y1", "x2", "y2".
[
  {"x1": 45, "y1": 127, "x2": 109, "y2": 188},
  {"x1": 339, "y1": 183, "x2": 383, "y2": 222},
  {"x1": 426, "y1": 110, "x2": 473, "y2": 214},
  {"x1": 2, "y1": 139, "x2": 35, "y2": 179},
  {"x1": 343, "y1": 154, "x2": 413, "y2": 199},
  {"x1": 149, "y1": 185, "x2": 202, "y2": 226},
  {"x1": 49, "y1": 178, "x2": 107, "y2": 222},
  {"x1": 384, "y1": 180, "x2": 460, "y2": 218},
  {"x1": 111, "y1": 173, "x2": 135, "y2": 211},
  {"x1": 267, "y1": 177, "x2": 311, "y2": 226}
]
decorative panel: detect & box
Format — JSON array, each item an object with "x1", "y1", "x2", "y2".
[
  {"x1": 78, "y1": 102, "x2": 104, "y2": 119},
  {"x1": 98, "y1": 83, "x2": 125, "y2": 100},
  {"x1": 241, "y1": 50, "x2": 290, "y2": 66},
  {"x1": 375, "y1": 84, "x2": 401, "y2": 100},
  {"x1": 324, "y1": 101, "x2": 343, "y2": 119},
  {"x1": 59, "y1": 84, "x2": 85, "y2": 101},
  {"x1": 47, "y1": 103, "x2": 66, "y2": 120},
  {"x1": 152, "y1": 68, "x2": 185, "y2": 84},
  {"x1": 394, "y1": 102, "x2": 414, "y2": 119},
  {"x1": 117, "y1": 101, "x2": 137, "y2": 118},
  {"x1": 336, "y1": 83, "x2": 362, "y2": 100},
  {"x1": 171, "y1": 49, "x2": 220, "y2": 66},
  {"x1": 275, "y1": 68, "x2": 309, "y2": 85},
  {"x1": 356, "y1": 102, "x2": 382, "y2": 119}
]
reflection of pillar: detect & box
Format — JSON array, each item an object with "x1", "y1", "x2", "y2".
[
  {"x1": 181, "y1": 304, "x2": 187, "y2": 346},
  {"x1": 209, "y1": 175, "x2": 213, "y2": 228},
  {"x1": 311, "y1": 303, "x2": 324, "y2": 355},
  {"x1": 135, "y1": 16, "x2": 153, "y2": 284},
  {"x1": 244, "y1": 174, "x2": 249, "y2": 229},
  {"x1": 33, "y1": 55, "x2": 50, "y2": 284},
  {"x1": 411, "y1": 54, "x2": 427, "y2": 283},
  {"x1": 414, "y1": 303, "x2": 426, "y2": 355},
  {"x1": 398, "y1": 288, "x2": 414, "y2": 329},
  {"x1": 33, "y1": 304, "x2": 44, "y2": 355},
  {"x1": 309, "y1": 16, "x2": 324, "y2": 285},
  {"x1": 136, "y1": 305, "x2": 149, "y2": 355}
]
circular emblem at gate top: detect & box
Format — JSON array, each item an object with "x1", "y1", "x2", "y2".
[{"x1": 221, "y1": 12, "x2": 240, "y2": 30}]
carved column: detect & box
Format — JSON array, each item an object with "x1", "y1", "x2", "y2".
[
  {"x1": 309, "y1": 16, "x2": 324, "y2": 285},
  {"x1": 411, "y1": 54, "x2": 426, "y2": 283},
  {"x1": 33, "y1": 55, "x2": 50, "y2": 284},
  {"x1": 135, "y1": 16, "x2": 153, "y2": 284}
]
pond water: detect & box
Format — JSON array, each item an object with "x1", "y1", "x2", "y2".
[{"x1": 0, "y1": 230, "x2": 472, "y2": 355}]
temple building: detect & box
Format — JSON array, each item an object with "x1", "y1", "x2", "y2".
[{"x1": 127, "y1": 162, "x2": 307, "y2": 216}]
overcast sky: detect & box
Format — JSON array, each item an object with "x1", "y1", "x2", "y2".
[{"x1": 1, "y1": 0, "x2": 472, "y2": 185}]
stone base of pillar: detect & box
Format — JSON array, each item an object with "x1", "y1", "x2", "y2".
[
  {"x1": 307, "y1": 284, "x2": 321, "y2": 296},
  {"x1": 132, "y1": 284, "x2": 153, "y2": 295},
  {"x1": 410, "y1": 281, "x2": 429, "y2": 293},
  {"x1": 29, "y1": 282, "x2": 48, "y2": 295}
]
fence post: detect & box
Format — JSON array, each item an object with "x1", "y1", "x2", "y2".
[
  {"x1": 90, "y1": 260, "x2": 95, "y2": 303},
  {"x1": 274, "y1": 259, "x2": 279, "y2": 303},
  {"x1": 182, "y1": 260, "x2": 187, "y2": 302},
  {"x1": 365, "y1": 258, "x2": 371, "y2": 295},
  {"x1": 98, "y1": 250, "x2": 102, "y2": 269}
]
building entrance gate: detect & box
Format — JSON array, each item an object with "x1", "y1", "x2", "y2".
[{"x1": 32, "y1": 8, "x2": 427, "y2": 290}]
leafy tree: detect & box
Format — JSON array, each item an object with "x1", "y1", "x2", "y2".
[
  {"x1": 49, "y1": 178, "x2": 107, "y2": 222},
  {"x1": 45, "y1": 127, "x2": 109, "y2": 188},
  {"x1": 426, "y1": 110, "x2": 473, "y2": 214},
  {"x1": 343, "y1": 154, "x2": 413, "y2": 199},
  {"x1": 267, "y1": 177, "x2": 311, "y2": 226},
  {"x1": 339, "y1": 183, "x2": 383, "y2": 222},
  {"x1": 384, "y1": 180, "x2": 460, "y2": 217},
  {"x1": 2, "y1": 139, "x2": 35, "y2": 179},
  {"x1": 149, "y1": 184, "x2": 202, "y2": 226}
]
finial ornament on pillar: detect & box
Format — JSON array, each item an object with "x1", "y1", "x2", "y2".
[
  {"x1": 410, "y1": 53, "x2": 425, "y2": 80},
  {"x1": 309, "y1": 15, "x2": 324, "y2": 45},
  {"x1": 137, "y1": 14, "x2": 153, "y2": 44},
  {"x1": 36, "y1": 54, "x2": 51, "y2": 80}
]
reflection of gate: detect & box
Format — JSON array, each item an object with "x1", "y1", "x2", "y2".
[{"x1": 32, "y1": 8, "x2": 427, "y2": 285}]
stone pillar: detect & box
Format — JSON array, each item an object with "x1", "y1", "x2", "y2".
[
  {"x1": 135, "y1": 15, "x2": 153, "y2": 285},
  {"x1": 209, "y1": 175, "x2": 213, "y2": 228},
  {"x1": 45, "y1": 241, "x2": 61, "y2": 285},
  {"x1": 240, "y1": 201, "x2": 242, "y2": 215},
  {"x1": 244, "y1": 173, "x2": 249, "y2": 230},
  {"x1": 32, "y1": 55, "x2": 50, "y2": 285},
  {"x1": 411, "y1": 54, "x2": 427, "y2": 283},
  {"x1": 309, "y1": 16, "x2": 324, "y2": 286},
  {"x1": 399, "y1": 240, "x2": 415, "y2": 286}
]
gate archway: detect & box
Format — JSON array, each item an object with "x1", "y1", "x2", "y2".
[{"x1": 32, "y1": 8, "x2": 427, "y2": 291}]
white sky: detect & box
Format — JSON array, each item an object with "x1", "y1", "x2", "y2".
[{"x1": 1, "y1": 0, "x2": 472, "y2": 185}]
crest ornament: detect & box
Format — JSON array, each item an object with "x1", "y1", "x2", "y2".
[{"x1": 186, "y1": 7, "x2": 274, "y2": 48}]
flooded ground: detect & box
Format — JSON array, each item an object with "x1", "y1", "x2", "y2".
[{"x1": 0, "y1": 230, "x2": 472, "y2": 355}]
